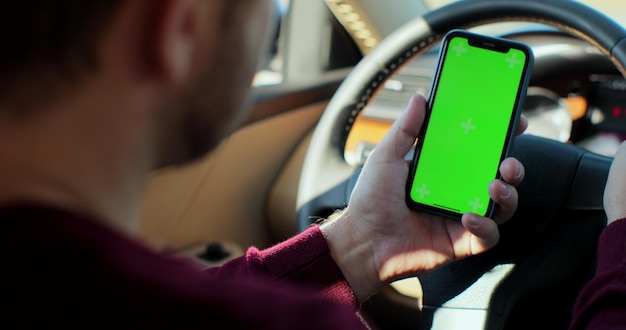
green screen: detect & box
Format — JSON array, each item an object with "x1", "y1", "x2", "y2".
[{"x1": 409, "y1": 35, "x2": 527, "y2": 217}]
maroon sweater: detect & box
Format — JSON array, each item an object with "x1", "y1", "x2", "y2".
[
  {"x1": 570, "y1": 218, "x2": 626, "y2": 329},
  {"x1": 0, "y1": 204, "x2": 367, "y2": 329}
]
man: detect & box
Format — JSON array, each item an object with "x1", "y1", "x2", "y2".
[{"x1": 0, "y1": 0, "x2": 525, "y2": 328}]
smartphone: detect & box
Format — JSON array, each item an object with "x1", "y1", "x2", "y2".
[{"x1": 405, "y1": 30, "x2": 534, "y2": 220}]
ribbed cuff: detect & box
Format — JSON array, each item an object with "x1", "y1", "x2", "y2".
[{"x1": 247, "y1": 226, "x2": 359, "y2": 309}]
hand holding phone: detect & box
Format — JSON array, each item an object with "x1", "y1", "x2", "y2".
[{"x1": 406, "y1": 30, "x2": 534, "y2": 220}]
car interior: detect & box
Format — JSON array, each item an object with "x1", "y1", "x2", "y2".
[{"x1": 138, "y1": 0, "x2": 626, "y2": 329}]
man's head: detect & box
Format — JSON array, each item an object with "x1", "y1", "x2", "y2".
[
  {"x1": 0, "y1": 0, "x2": 276, "y2": 166},
  {"x1": 0, "y1": 1, "x2": 121, "y2": 112}
]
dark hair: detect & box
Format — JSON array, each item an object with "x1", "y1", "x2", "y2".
[{"x1": 0, "y1": 1, "x2": 121, "y2": 108}]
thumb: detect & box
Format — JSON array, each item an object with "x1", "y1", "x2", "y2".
[{"x1": 370, "y1": 94, "x2": 426, "y2": 162}]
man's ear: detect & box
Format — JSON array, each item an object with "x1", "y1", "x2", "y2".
[{"x1": 151, "y1": 0, "x2": 202, "y2": 85}]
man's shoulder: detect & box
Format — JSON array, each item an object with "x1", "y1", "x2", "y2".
[
  {"x1": 0, "y1": 202, "x2": 187, "y2": 294},
  {"x1": 0, "y1": 202, "x2": 141, "y2": 257},
  {"x1": 0, "y1": 203, "x2": 235, "y2": 325},
  {"x1": 0, "y1": 203, "x2": 367, "y2": 329}
]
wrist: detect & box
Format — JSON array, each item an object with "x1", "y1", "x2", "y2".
[{"x1": 320, "y1": 210, "x2": 383, "y2": 302}]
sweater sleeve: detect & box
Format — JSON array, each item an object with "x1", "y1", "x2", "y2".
[
  {"x1": 202, "y1": 225, "x2": 359, "y2": 310},
  {"x1": 570, "y1": 218, "x2": 626, "y2": 329}
]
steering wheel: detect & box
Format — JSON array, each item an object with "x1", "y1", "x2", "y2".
[{"x1": 297, "y1": 0, "x2": 622, "y2": 329}]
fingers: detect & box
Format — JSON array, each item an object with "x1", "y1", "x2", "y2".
[
  {"x1": 491, "y1": 157, "x2": 524, "y2": 224},
  {"x1": 489, "y1": 179, "x2": 518, "y2": 224},
  {"x1": 371, "y1": 94, "x2": 426, "y2": 162},
  {"x1": 459, "y1": 157, "x2": 524, "y2": 254},
  {"x1": 499, "y1": 157, "x2": 525, "y2": 186},
  {"x1": 517, "y1": 115, "x2": 528, "y2": 136},
  {"x1": 461, "y1": 213, "x2": 500, "y2": 253}
]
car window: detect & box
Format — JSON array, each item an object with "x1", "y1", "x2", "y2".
[
  {"x1": 254, "y1": 0, "x2": 290, "y2": 86},
  {"x1": 254, "y1": 0, "x2": 364, "y2": 86}
]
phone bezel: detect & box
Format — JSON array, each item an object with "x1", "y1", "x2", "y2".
[{"x1": 405, "y1": 29, "x2": 534, "y2": 220}]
